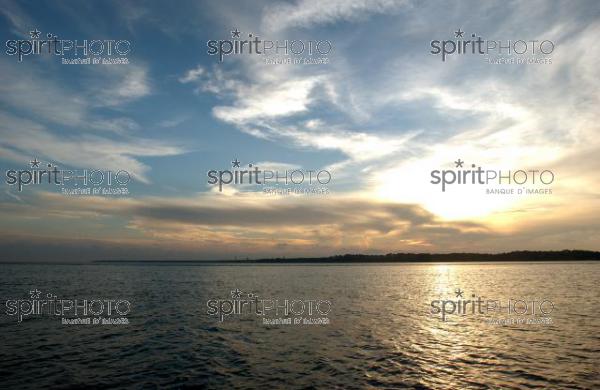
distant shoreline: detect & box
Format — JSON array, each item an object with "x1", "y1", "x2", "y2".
[
  {"x1": 1, "y1": 250, "x2": 598, "y2": 265},
  {"x1": 95, "y1": 250, "x2": 599, "y2": 264}
]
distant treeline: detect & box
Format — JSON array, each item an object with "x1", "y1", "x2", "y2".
[
  {"x1": 248, "y1": 250, "x2": 600, "y2": 263},
  {"x1": 93, "y1": 250, "x2": 600, "y2": 264}
]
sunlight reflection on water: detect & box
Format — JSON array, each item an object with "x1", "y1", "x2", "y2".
[{"x1": 1, "y1": 262, "x2": 598, "y2": 389}]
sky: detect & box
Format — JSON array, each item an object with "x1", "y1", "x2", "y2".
[{"x1": 0, "y1": 0, "x2": 598, "y2": 261}]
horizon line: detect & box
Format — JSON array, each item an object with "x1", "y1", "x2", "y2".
[{"x1": 1, "y1": 249, "x2": 599, "y2": 265}]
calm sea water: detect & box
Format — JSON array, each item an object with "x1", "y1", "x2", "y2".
[{"x1": 1, "y1": 262, "x2": 599, "y2": 389}]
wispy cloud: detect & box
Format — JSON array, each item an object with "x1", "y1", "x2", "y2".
[
  {"x1": 0, "y1": 0, "x2": 35, "y2": 35},
  {"x1": 212, "y1": 78, "x2": 319, "y2": 123},
  {"x1": 178, "y1": 65, "x2": 205, "y2": 83},
  {"x1": 262, "y1": 0, "x2": 409, "y2": 31},
  {"x1": 0, "y1": 111, "x2": 185, "y2": 183},
  {"x1": 91, "y1": 64, "x2": 152, "y2": 107},
  {"x1": 157, "y1": 116, "x2": 189, "y2": 128}
]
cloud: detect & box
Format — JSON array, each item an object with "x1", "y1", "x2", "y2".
[
  {"x1": 0, "y1": 57, "x2": 173, "y2": 182},
  {"x1": 262, "y1": 0, "x2": 409, "y2": 31},
  {"x1": 192, "y1": 67, "x2": 416, "y2": 166},
  {"x1": 253, "y1": 161, "x2": 301, "y2": 172},
  {"x1": 181, "y1": 2, "x2": 600, "y2": 233},
  {"x1": 92, "y1": 117, "x2": 141, "y2": 134},
  {"x1": 0, "y1": 232, "x2": 216, "y2": 262},
  {"x1": 2, "y1": 0, "x2": 598, "y2": 260},
  {"x1": 178, "y1": 65, "x2": 205, "y2": 83},
  {"x1": 0, "y1": 111, "x2": 185, "y2": 183},
  {"x1": 1, "y1": 189, "x2": 598, "y2": 261},
  {"x1": 157, "y1": 116, "x2": 188, "y2": 128},
  {"x1": 0, "y1": 59, "x2": 152, "y2": 130},
  {"x1": 0, "y1": 0, "x2": 35, "y2": 35},
  {"x1": 367, "y1": 17, "x2": 600, "y2": 221},
  {"x1": 0, "y1": 60, "x2": 89, "y2": 127},
  {"x1": 181, "y1": 67, "x2": 319, "y2": 124},
  {"x1": 279, "y1": 126, "x2": 417, "y2": 162},
  {"x1": 0, "y1": 191, "x2": 493, "y2": 260},
  {"x1": 92, "y1": 64, "x2": 152, "y2": 107},
  {"x1": 213, "y1": 78, "x2": 318, "y2": 123},
  {"x1": 4, "y1": 189, "x2": 22, "y2": 202},
  {"x1": 179, "y1": 65, "x2": 242, "y2": 96}
]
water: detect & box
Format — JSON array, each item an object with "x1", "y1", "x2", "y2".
[{"x1": 1, "y1": 262, "x2": 599, "y2": 389}]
